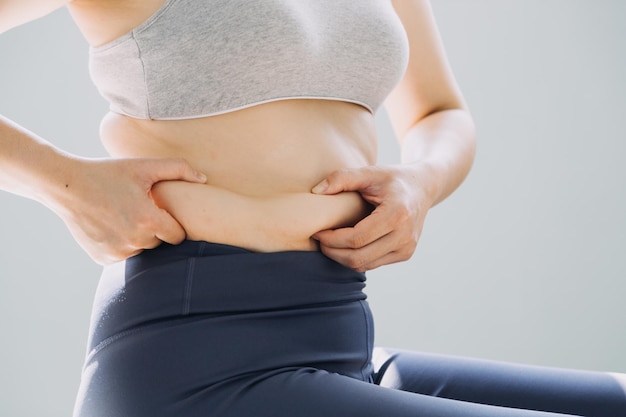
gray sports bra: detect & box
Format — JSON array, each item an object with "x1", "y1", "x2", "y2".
[{"x1": 89, "y1": 0, "x2": 409, "y2": 120}]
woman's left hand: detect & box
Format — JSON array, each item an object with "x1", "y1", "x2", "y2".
[{"x1": 311, "y1": 164, "x2": 434, "y2": 272}]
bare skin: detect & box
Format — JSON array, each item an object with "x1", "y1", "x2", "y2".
[
  {"x1": 0, "y1": 0, "x2": 476, "y2": 269},
  {"x1": 99, "y1": 100, "x2": 376, "y2": 252}
]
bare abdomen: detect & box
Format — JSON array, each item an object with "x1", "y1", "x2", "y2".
[
  {"x1": 99, "y1": 99, "x2": 379, "y2": 252},
  {"x1": 151, "y1": 181, "x2": 372, "y2": 252}
]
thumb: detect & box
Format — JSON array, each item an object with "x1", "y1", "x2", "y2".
[
  {"x1": 311, "y1": 167, "x2": 374, "y2": 195},
  {"x1": 152, "y1": 207, "x2": 187, "y2": 245},
  {"x1": 144, "y1": 158, "x2": 207, "y2": 184}
]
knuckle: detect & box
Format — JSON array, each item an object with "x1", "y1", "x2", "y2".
[
  {"x1": 169, "y1": 157, "x2": 187, "y2": 165},
  {"x1": 395, "y1": 205, "x2": 411, "y2": 224},
  {"x1": 398, "y1": 250, "x2": 411, "y2": 262},
  {"x1": 346, "y1": 257, "x2": 365, "y2": 270},
  {"x1": 399, "y1": 241, "x2": 416, "y2": 260},
  {"x1": 134, "y1": 215, "x2": 155, "y2": 231},
  {"x1": 125, "y1": 234, "x2": 145, "y2": 249},
  {"x1": 172, "y1": 157, "x2": 192, "y2": 173},
  {"x1": 349, "y1": 233, "x2": 368, "y2": 249},
  {"x1": 331, "y1": 167, "x2": 356, "y2": 182},
  {"x1": 345, "y1": 253, "x2": 368, "y2": 270},
  {"x1": 400, "y1": 231, "x2": 416, "y2": 246},
  {"x1": 394, "y1": 208, "x2": 411, "y2": 224},
  {"x1": 100, "y1": 243, "x2": 131, "y2": 264},
  {"x1": 326, "y1": 169, "x2": 345, "y2": 184}
]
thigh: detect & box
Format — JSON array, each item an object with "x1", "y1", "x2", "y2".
[
  {"x1": 372, "y1": 348, "x2": 626, "y2": 417},
  {"x1": 208, "y1": 367, "x2": 579, "y2": 417}
]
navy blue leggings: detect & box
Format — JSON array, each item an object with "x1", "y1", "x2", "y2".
[{"x1": 73, "y1": 241, "x2": 626, "y2": 416}]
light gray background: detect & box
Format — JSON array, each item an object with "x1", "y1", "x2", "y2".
[{"x1": 0, "y1": 1, "x2": 624, "y2": 415}]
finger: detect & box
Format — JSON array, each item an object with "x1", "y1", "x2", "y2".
[
  {"x1": 143, "y1": 158, "x2": 207, "y2": 184},
  {"x1": 123, "y1": 229, "x2": 162, "y2": 252},
  {"x1": 360, "y1": 250, "x2": 410, "y2": 272},
  {"x1": 359, "y1": 230, "x2": 418, "y2": 270},
  {"x1": 151, "y1": 207, "x2": 187, "y2": 245},
  {"x1": 311, "y1": 167, "x2": 378, "y2": 195},
  {"x1": 319, "y1": 232, "x2": 398, "y2": 272},
  {"x1": 313, "y1": 207, "x2": 394, "y2": 249}
]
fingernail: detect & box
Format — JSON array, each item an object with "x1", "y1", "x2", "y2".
[
  {"x1": 195, "y1": 171, "x2": 208, "y2": 182},
  {"x1": 312, "y1": 179, "x2": 328, "y2": 194}
]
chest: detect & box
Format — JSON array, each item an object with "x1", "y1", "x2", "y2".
[{"x1": 86, "y1": 0, "x2": 409, "y2": 118}]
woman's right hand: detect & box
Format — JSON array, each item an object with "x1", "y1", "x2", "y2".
[{"x1": 50, "y1": 157, "x2": 207, "y2": 265}]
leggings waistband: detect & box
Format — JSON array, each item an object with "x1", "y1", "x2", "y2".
[{"x1": 88, "y1": 241, "x2": 368, "y2": 355}]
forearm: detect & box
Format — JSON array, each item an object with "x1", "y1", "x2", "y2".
[
  {"x1": 398, "y1": 108, "x2": 476, "y2": 206},
  {"x1": 0, "y1": 114, "x2": 79, "y2": 210}
]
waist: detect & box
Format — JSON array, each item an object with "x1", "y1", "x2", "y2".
[
  {"x1": 119, "y1": 240, "x2": 368, "y2": 311},
  {"x1": 100, "y1": 99, "x2": 378, "y2": 251},
  {"x1": 152, "y1": 181, "x2": 371, "y2": 251}
]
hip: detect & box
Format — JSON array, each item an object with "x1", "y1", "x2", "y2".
[
  {"x1": 76, "y1": 242, "x2": 375, "y2": 415},
  {"x1": 84, "y1": 241, "x2": 375, "y2": 383},
  {"x1": 92, "y1": 240, "x2": 371, "y2": 327}
]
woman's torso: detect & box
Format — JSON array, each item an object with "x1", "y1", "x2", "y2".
[
  {"x1": 100, "y1": 100, "x2": 377, "y2": 251},
  {"x1": 67, "y1": 0, "x2": 408, "y2": 252}
]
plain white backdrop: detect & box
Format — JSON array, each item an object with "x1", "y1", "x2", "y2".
[{"x1": 1, "y1": 1, "x2": 624, "y2": 415}]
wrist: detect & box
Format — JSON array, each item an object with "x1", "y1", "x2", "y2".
[
  {"x1": 0, "y1": 115, "x2": 86, "y2": 210},
  {"x1": 395, "y1": 161, "x2": 442, "y2": 209},
  {"x1": 396, "y1": 109, "x2": 476, "y2": 207},
  {"x1": 33, "y1": 150, "x2": 87, "y2": 216}
]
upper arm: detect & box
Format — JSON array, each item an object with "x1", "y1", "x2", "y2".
[
  {"x1": 0, "y1": 0, "x2": 72, "y2": 34},
  {"x1": 385, "y1": 0, "x2": 468, "y2": 139}
]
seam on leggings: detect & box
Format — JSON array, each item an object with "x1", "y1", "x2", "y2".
[
  {"x1": 182, "y1": 299, "x2": 363, "y2": 317},
  {"x1": 84, "y1": 326, "x2": 146, "y2": 365},
  {"x1": 83, "y1": 314, "x2": 205, "y2": 366},
  {"x1": 182, "y1": 257, "x2": 196, "y2": 315},
  {"x1": 358, "y1": 300, "x2": 373, "y2": 382},
  {"x1": 197, "y1": 240, "x2": 207, "y2": 256}
]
